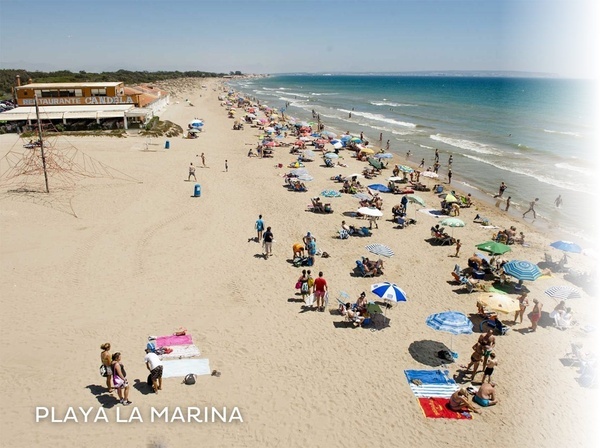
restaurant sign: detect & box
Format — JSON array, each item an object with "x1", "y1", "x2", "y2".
[{"x1": 21, "y1": 96, "x2": 136, "y2": 106}]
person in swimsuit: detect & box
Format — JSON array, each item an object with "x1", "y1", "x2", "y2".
[
  {"x1": 465, "y1": 343, "x2": 485, "y2": 380},
  {"x1": 297, "y1": 269, "x2": 309, "y2": 302},
  {"x1": 514, "y1": 293, "x2": 529, "y2": 324},
  {"x1": 478, "y1": 330, "x2": 496, "y2": 371},
  {"x1": 529, "y1": 298, "x2": 543, "y2": 332},
  {"x1": 482, "y1": 352, "x2": 498, "y2": 383},
  {"x1": 111, "y1": 352, "x2": 131, "y2": 405},
  {"x1": 473, "y1": 382, "x2": 498, "y2": 407},
  {"x1": 100, "y1": 343, "x2": 113, "y2": 392},
  {"x1": 449, "y1": 388, "x2": 480, "y2": 414}
]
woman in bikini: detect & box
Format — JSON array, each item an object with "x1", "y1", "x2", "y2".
[
  {"x1": 514, "y1": 292, "x2": 529, "y2": 324},
  {"x1": 449, "y1": 388, "x2": 480, "y2": 414},
  {"x1": 100, "y1": 343, "x2": 113, "y2": 392}
]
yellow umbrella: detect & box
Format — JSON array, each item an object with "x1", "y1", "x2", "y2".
[
  {"x1": 479, "y1": 293, "x2": 520, "y2": 314},
  {"x1": 445, "y1": 193, "x2": 458, "y2": 203},
  {"x1": 360, "y1": 148, "x2": 375, "y2": 154}
]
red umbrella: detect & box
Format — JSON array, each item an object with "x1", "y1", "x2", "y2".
[{"x1": 264, "y1": 141, "x2": 277, "y2": 147}]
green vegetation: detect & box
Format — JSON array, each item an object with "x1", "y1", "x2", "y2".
[
  {"x1": 140, "y1": 117, "x2": 183, "y2": 138},
  {"x1": 0, "y1": 69, "x2": 232, "y2": 98}
]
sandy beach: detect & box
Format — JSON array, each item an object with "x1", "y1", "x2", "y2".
[{"x1": 0, "y1": 77, "x2": 598, "y2": 447}]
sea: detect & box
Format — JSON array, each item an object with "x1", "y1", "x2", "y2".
[{"x1": 227, "y1": 75, "x2": 597, "y2": 243}]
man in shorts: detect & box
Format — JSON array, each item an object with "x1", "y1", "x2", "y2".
[
  {"x1": 255, "y1": 215, "x2": 264, "y2": 242},
  {"x1": 144, "y1": 348, "x2": 163, "y2": 394},
  {"x1": 474, "y1": 382, "x2": 499, "y2": 407},
  {"x1": 313, "y1": 271, "x2": 328, "y2": 312}
]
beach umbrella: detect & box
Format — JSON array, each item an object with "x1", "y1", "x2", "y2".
[
  {"x1": 360, "y1": 148, "x2": 375, "y2": 155},
  {"x1": 189, "y1": 119, "x2": 204, "y2": 128},
  {"x1": 387, "y1": 176, "x2": 404, "y2": 182},
  {"x1": 371, "y1": 282, "x2": 407, "y2": 302},
  {"x1": 439, "y1": 217, "x2": 465, "y2": 237},
  {"x1": 550, "y1": 241, "x2": 582, "y2": 253},
  {"x1": 444, "y1": 193, "x2": 458, "y2": 203},
  {"x1": 332, "y1": 142, "x2": 343, "y2": 149},
  {"x1": 188, "y1": 128, "x2": 201, "y2": 134},
  {"x1": 351, "y1": 137, "x2": 362, "y2": 143},
  {"x1": 544, "y1": 285, "x2": 582, "y2": 300},
  {"x1": 398, "y1": 165, "x2": 414, "y2": 173},
  {"x1": 502, "y1": 260, "x2": 542, "y2": 281},
  {"x1": 353, "y1": 192, "x2": 372, "y2": 200},
  {"x1": 324, "y1": 152, "x2": 339, "y2": 159},
  {"x1": 345, "y1": 173, "x2": 363, "y2": 180},
  {"x1": 322, "y1": 131, "x2": 337, "y2": 138},
  {"x1": 476, "y1": 240, "x2": 511, "y2": 255},
  {"x1": 297, "y1": 174, "x2": 313, "y2": 182},
  {"x1": 367, "y1": 184, "x2": 391, "y2": 193},
  {"x1": 375, "y1": 153, "x2": 394, "y2": 159},
  {"x1": 421, "y1": 171, "x2": 439, "y2": 179},
  {"x1": 407, "y1": 195, "x2": 426, "y2": 207},
  {"x1": 479, "y1": 293, "x2": 520, "y2": 314},
  {"x1": 365, "y1": 243, "x2": 395, "y2": 258},
  {"x1": 426, "y1": 311, "x2": 473, "y2": 357},
  {"x1": 302, "y1": 149, "x2": 316, "y2": 160},
  {"x1": 290, "y1": 168, "x2": 308, "y2": 176},
  {"x1": 357, "y1": 207, "x2": 383, "y2": 217}
]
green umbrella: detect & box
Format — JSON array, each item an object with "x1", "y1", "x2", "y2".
[
  {"x1": 440, "y1": 217, "x2": 465, "y2": 227},
  {"x1": 476, "y1": 240, "x2": 512, "y2": 255},
  {"x1": 407, "y1": 194, "x2": 426, "y2": 207}
]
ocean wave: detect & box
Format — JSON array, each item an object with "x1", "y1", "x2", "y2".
[
  {"x1": 544, "y1": 129, "x2": 581, "y2": 138},
  {"x1": 418, "y1": 144, "x2": 435, "y2": 150},
  {"x1": 370, "y1": 101, "x2": 417, "y2": 107},
  {"x1": 278, "y1": 91, "x2": 310, "y2": 98},
  {"x1": 462, "y1": 154, "x2": 592, "y2": 194},
  {"x1": 338, "y1": 109, "x2": 417, "y2": 128},
  {"x1": 430, "y1": 134, "x2": 503, "y2": 156},
  {"x1": 554, "y1": 162, "x2": 594, "y2": 176},
  {"x1": 311, "y1": 92, "x2": 338, "y2": 96}
]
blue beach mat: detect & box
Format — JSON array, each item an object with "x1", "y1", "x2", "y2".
[
  {"x1": 162, "y1": 358, "x2": 211, "y2": 378},
  {"x1": 404, "y1": 369, "x2": 459, "y2": 398}
]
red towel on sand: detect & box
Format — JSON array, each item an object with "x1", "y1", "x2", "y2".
[{"x1": 418, "y1": 398, "x2": 471, "y2": 419}]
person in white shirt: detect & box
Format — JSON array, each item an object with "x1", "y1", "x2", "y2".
[{"x1": 144, "y1": 348, "x2": 163, "y2": 393}]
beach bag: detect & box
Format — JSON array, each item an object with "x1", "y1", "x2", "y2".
[
  {"x1": 295, "y1": 281, "x2": 302, "y2": 290},
  {"x1": 183, "y1": 374, "x2": 196, "y2": 385},
  {"x1": 438, "y1": 350, "x2": 454, "y2": 362},
  {"x1": 99, "y1": 365, "x2": 108, "y2": 377},
  {"x1": 113, "y1": 375, "x2": 125, "y2": 388},
  {"x1": 301, "y1": 282, "x2": 309, "y2": 294}
]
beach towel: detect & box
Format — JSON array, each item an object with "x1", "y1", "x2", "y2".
[
  {"x1": 417, "y1": 397, "x2": 471, "y2": 419},
  {"x1": 365, "y1": 243, "x2": 394, "y2": 258},
  {"x1": 321, "y1": 189, "x2": 342, "y2": 198},
  {"x1": 404, "y1": 369, "x2": 459, "y2": 398},
  {"x1": 418, "y1": 208, "x2": 444, "y2": 218},
  {"x1": 156, "y1": 334, "x2": 193, "y2": 347},
  {"x1": 158, "y1": 344, "x2": 201, "y2": 360},
  {"x1": 161, "y1": 358, "x2": 211, "y2": 378}
]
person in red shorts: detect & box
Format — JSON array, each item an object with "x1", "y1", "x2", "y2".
[{"x1": 313, "y1": 271, "x2": 328, "y2": 312}]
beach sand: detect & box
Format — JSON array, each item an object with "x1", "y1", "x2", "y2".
[{"x1": 0, "y1": 78, "x2": 598, "y2": 447}]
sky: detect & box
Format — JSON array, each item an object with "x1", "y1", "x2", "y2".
[{"x1": 0, "y1": 0, "x2": 597, "y2": 78}]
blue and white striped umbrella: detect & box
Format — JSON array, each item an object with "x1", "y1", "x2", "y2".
[
  {"x1": 365, "y1": 243, "x2": 394, "y2": 257},
  {"x1": 502, "y1": 260, "x2": 542, "y2": 281},
  {"x1": 544, "y1": 286, "x2": 581, "y2": 300},
  {"x1": 370, "y1": 282, "x2": 407, "y2": 302},
  {"x1": 426, "y1": 311, "x2": 473, "y2": 335},
  {"x1": 550, "y1": 240, "x2": 582, "y2": 253}
]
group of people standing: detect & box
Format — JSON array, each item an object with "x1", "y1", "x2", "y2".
[{"x1": 255, "y1": 214, "x2": 274, "y2": 258}]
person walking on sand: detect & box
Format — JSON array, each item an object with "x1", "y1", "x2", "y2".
[
  {"x1": 514, "y1": 292, "x2": 529, "y2": 324},
  {"x1": 255, "y1": 215, "x2": 264, "y2": 242},
  {"x1": 554, "y1": 194, "x2": 563, "y2": 208},
  {"x1": 494, "y1": 182, "x2": 507, "y2": 198},
  {"x1": 528, "y1": 298, "x2": 543, "y2": 332},
  {"x1": 386, "y1": 140, "x2": 390, "y2": 150},
  {"x1": 505, "y1": 196, "x2": 511, "y2": 212},
  {"x1": 522, "y1": 198, "x2": 539, "y2": 219},
  {"x1": 200, "y1": 152, "x2": 206, "y2": 167},
  {"x1": 263, "y1": 226, "x2": 273, "y2": 258},
  {"x1": 144, "y1": 348, "x2": 163, "y2": 394},
  {"x1": 434, "y1": 148, "x2": 439, "y2": 163},
  {"x1": 100, "y1": 343, "x2": 113, "y2": 393},
  {"x1": 448, "y1": 154, "x2": 453, "y2": 166},
  {"x1": 406, "y1": 150, "x2": 411, "y2": 160},
  {"x1": 447, "y1": 169, "x2": 452, "y2": 184},
  {"x1": 419, "y1": 158, "x2": 425, "y2": 168},
  {"x1": 225, "y1": 159, "x2": 228, "y2": 172},
  {"x1": 188, "y1": 163, "x2": 196, "y2": 181},
  {"x1": 454, "y1": 239, "x2": 462, "y2": 257},
  {"x1": 313, "y1": 271, "x2": 328, "y2": 312}
]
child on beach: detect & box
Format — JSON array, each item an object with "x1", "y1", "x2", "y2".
[
  {"x1": 454, "y1": 239, "x2": 462, "y2": 257},
  {"x1": 482, "y1": 353, "x2": 498, "y2": 383},
  {"x1": 188, "y1": 163, "x2": 196, "y2": 181}
]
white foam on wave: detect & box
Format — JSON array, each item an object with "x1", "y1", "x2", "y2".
[
  {"x1": 544, "y1": 129, "x2": 581, "y2": 138},
  {"x1": 554, "y1": 162, "x2": 594, "y2": 176},
  {"x1": 462, "y1": 154, "x2": 592, "y2": 194},
  {"x1": 418, "y1": 144, "x2": 435, "y2": 150},
  {"x1": 338, "y1": 109, "x2": 417, "y2": 128},
  {"x1": 311, "y1": 92, "x2": 338, "y2": 96},
  {"x1": 430, "y1": 134, "x2": 503, "y2": 156},
  {"x1": 278, "y1": 91, "x2": 310, "y2": 98},
  {"x1": 370, "y1": 101, "x2": 417, "y2": 107}
]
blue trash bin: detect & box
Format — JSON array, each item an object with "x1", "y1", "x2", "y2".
[
  {"x1": 194, "y1": 184, "x2": 201, "y2": 197},
  {"x1": 165, "y1": 140, "x2": 170, "y2": 149}
]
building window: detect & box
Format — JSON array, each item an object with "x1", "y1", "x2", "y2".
[
  {"x1": 40, "y1": 89, "x2": 60, "y2": 98},
  {"x1": 75, "y1": 89, "x2": 83, "y2": 97},
  {"x1": 91, "y1": 88, "x2": 107, "y2": 97},
  {"x1": 58, "y1": 90, "x2": 77, "y2": 97}
]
